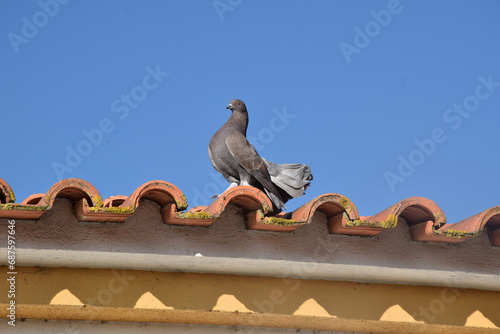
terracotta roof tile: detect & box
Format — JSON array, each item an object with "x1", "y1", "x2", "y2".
[
  {"x1": 0, "y1": 178, "x2": 15, "y2": 203},
  {"x1": 0, "y1": 178, "x2": 499, "y2": 246},
  {"x1": 21, "y1": 193, "x2": 44, "y2": 205}
]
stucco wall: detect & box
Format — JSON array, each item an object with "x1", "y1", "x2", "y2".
[{"x1": 2, "y1": 197, "x2": 498, "y2": 276}]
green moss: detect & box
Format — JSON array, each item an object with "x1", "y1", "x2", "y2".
[
  {"x1": 346, "y1": 216, "x2": 397, "y2": 229},
  {"x1": 433, "y1": 212, "x2": 446, "y2": 225},
  {"x1": 263, "y1": 216, "x2": 298, "y2": 226},
  {"x1": 346, "y1": 219, "x2": 361, "y2": 227},
  {"x1": 380, "y1": 214, "x2": 398, "y2": 229},
  {"x1": 88, "y1": 206, "x2": 135, "y2": 214},
  {"x1": 439, "y1": 229, "x2": 479, "y2": 238},
  {"x1": 192, "y1": 211, "x2": 212, "y2": 219},
  {"x1": 346, "y1": 219, "x2": 377, "y2": 227},
  {"x1": 44, "y1": 194, "x2": 52, "y2": 204},
  {"x1": 176, "y1": 211, "x2": 217, "y2": 220},
  {"x1": 0, "y1": 203, "x2": 47, "y2": 211},
  {"x1": 178, "y1": 211, "x2": 194, "y2": 219},
  {"x1": 338, "y1": 197, "x2": 350, "y2": 209},
  {"x1": 91, "y1": 195, "x2": 103, "y2": 208},
  {"x1": 263, "y1": 204, "x2": 272, "y2": 213},
  {"x1": 177, "y1": 194, "x2": 189, "y2": 211},
  {"x1": 8, "y1": 190, "x2": 16, "y2": 203}
]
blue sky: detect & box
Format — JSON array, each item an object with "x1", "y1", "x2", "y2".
[{"x1": 1, "y1": 0, "x2": 499, "y2": 223}]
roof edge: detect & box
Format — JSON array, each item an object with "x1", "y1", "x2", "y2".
[{"x1": 4, "y1": 247, "x2": 499, "y2": 292}]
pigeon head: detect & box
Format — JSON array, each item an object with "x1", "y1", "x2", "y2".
[{"x1": 226, "y1": 99, "x2": 246, "y2": 112}]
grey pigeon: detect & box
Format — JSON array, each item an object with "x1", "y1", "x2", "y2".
[{"x1": 208, "y1": 99, "x2": 312, "y2": 211}]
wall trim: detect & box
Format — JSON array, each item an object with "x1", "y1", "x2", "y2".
[{"x1": 4, "y1": 247, "x2": 500, "y2": 291}]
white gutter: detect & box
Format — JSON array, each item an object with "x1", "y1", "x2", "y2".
[{"x1": 3, "y1": 248, "x2": 499, "y2": 292}]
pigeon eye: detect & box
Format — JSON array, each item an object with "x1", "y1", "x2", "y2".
[{"x1": 236, "y1": 101, "x2": 240, "y2": 105}]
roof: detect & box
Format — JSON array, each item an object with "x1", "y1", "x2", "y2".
[{"x1": 1, "y1": 177, "x2": 499, "y2": 246}]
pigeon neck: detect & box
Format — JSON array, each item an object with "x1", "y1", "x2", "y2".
[{"x1": 229, "y1": 110, "x2": 248, "y2": 134}]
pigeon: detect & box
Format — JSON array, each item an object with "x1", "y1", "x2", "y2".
[{"x1": 208, "y1": 99, "x2": 312, "y2": 211}]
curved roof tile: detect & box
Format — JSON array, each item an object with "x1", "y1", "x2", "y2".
[
  {"x1": 0, "y1": 178, "x2": 498, "y2": 246},
  {"x1": 0, "y1": 178, "x2": 15, "y2": 204}
]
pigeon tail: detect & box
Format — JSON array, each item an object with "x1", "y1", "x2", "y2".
[
  {"x1": 264, "y1": 159, "x2": 313, "y2": 201},
  {"x1": 264, "y1": 189, "x2": 287, "y2": 211}
]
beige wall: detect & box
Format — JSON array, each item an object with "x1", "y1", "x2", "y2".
[{"x1": 1, "y1": 266, "x2": 499, "y2": 333}]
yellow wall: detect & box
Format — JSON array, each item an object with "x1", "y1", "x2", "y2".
[{"x1": 1, "y1": 266, "x2": 499, "y2": 333}]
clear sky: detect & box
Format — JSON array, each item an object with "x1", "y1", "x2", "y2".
[{"x1": 1, "y1": 0, "x2": 499, "y2": 223}]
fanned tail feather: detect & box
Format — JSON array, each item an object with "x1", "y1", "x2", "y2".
[{"x1": 263, "y1": 159, "x2": 313, "y2": 202}]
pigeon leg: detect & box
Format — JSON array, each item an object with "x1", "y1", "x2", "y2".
[{"x1": 224, "y1": 182, "x2": 239, "y2": 192}]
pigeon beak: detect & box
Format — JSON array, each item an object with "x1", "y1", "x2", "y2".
[{"x1": 226, "y1": 103, "x2": 233, "y2": 110}]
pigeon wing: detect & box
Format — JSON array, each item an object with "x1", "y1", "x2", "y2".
[{"x1": 225, "y1": 132, "x2": 286, "y2": 207}]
